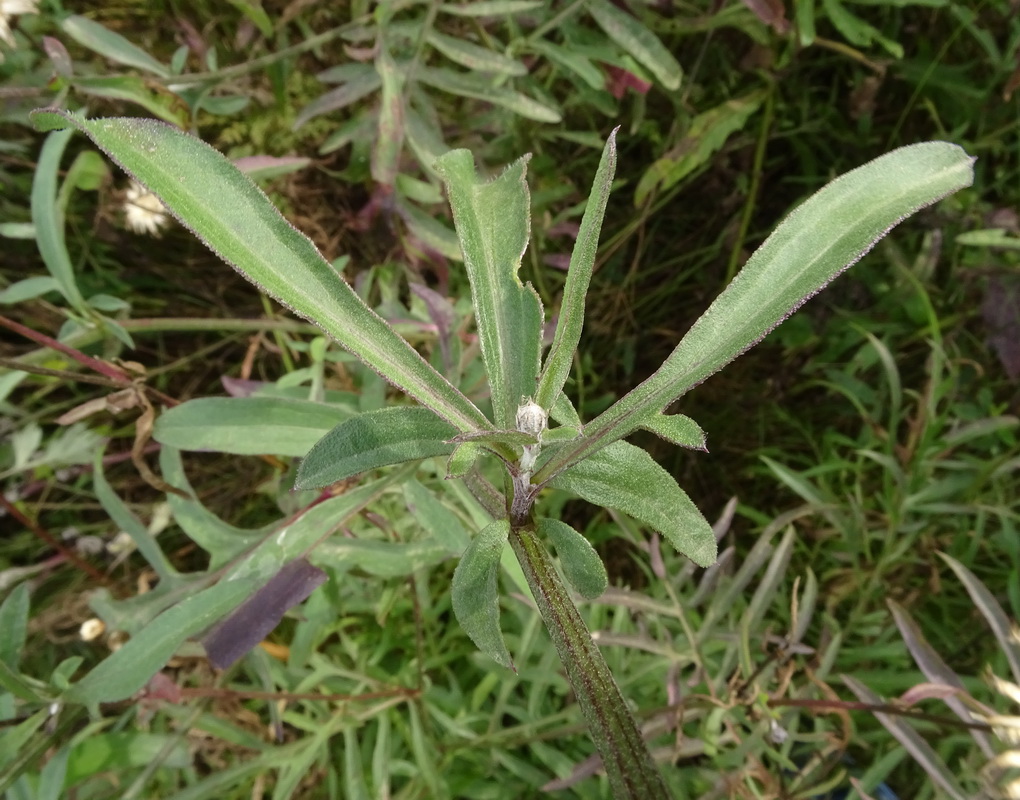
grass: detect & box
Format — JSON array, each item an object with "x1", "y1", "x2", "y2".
[{"x1": 1, "y1": 1, "x2": 1019, "y2": 797}]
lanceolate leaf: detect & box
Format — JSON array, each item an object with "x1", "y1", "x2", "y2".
[
  {"x1": 587, "y1": 0, "x2": 683, "y2": 91},
  {"x1": 549, "y1": 440, "x2": 716, "y2": 567},
  {"x1": 153, "y1": 396, "x2": 354, "y2": 457},
  {"x1": 66, "y1": 575, "x2": 260, "y2": 703},
  {"x1": 452, "y1": 520, "x2": 513, "y2": 669},
  {"x1": 535, "y1": 129, "x2": 617, "y2": 412},
  {"x1": 535, "y1": 142, "x2": 974, "y2": 482},
  {"x1": 435, "y1": 150, "x2": 544, "y2": 429},
  {"x1": 641, "y1": 413, "x2": 707, "y2": 450},
  {"x1": 296, "y1": 407, "x2": 457, "y2": 490},
  {"x1": 30, "y1": 110, "x2": 491, "y2": 435},
  {"x1": 537, "y1": 518, "x2": 608, "y2": 599}
]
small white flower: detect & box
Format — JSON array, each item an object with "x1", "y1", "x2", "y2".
[
  {"x1": 0, "y1": 0, "x2": 39, "y2": 58},
  {"x1": 123, "y1": 180, "x2": 169, "y2": 236}
]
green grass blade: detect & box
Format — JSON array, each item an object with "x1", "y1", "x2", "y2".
[
  {"x1": 30, "y1": 110, "x2": 491, "y2": 434},
  {"x1": 534, "y1": 142, "x2": 974, "y2": 482},
  {"x1": 435, "y1": 149, "x2": 544, "y2": 428},
  {"x1": 587, "y1": 0, "x2": 682, "y2": 90},
  {"x1": 535, "y1": 129, "x2": 617, "y2": 412},
  {"x1": 31, "y1": 129, "x2": 87, "y2": 312}
]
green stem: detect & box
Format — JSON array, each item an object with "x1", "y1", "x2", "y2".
[{"x1": 508, "y1": 526, "x2": 670, "y2": 799}]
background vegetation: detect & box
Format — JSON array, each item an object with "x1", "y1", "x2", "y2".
[{"x1": 1, "y1": 0, "x2": 1018, "y2": 797}]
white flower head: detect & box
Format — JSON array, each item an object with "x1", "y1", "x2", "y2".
[
  {"x1": 0, "y1": 0, "x2": 40, "y2": 59},
  {"x1": 123, "y1": 180, "x2": 170, "y2": 236}
]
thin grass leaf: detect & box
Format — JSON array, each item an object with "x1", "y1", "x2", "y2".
[
  {"x1": 939, "y1": 552, "x2": 1020, "y2": 685},
  {"x1": 31, "y1": 130, "x2": 87, "y2": 312},
  {"x1": 842, "y1": 675, "x2": 967, "y2": 800},
  {"x1": 31, "y1": 111, "x2": 491, "y2": 434},
  {"x1": 61, "y1": 16, "x2": 170, "y2": 78},
  {"x1": 587, "y1": 0, "x2": 682, "y2": 90},
  {"x1": 426, "y1": 29, "x2": 528, "y2": 76}
]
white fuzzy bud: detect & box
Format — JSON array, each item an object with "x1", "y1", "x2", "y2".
[{"x1": 515, "y1": 398, "x2": 547, "y2": 437}]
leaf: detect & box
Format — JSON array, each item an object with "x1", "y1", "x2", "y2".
[
  {"x1": 61, "y1": 16, "x2": 170, "y2": 78},
  {"x1": 153, "y1": 396, "x2": 354, "y2": 457},
  {"x1": 72, "y1": 76, "x2": 189, "y2": 128},
  {"x1": 202, "y1": 559, "x2": 327, "y2": 669},
  {"x1": 549, "y1": 440, "x2": 717, "y2": 567},
  {"x1": 65, "y1": 575, "x2": 259, "y2": 704},
  {"x1": 641, "y1": 413, "x2": 707, "y2": 450},
  {"x1": 537, "y1": 518, "x2": 607, "y2": 599},
  {"x1": 417, "y1": 67, "x2": 562, "y2": 123},
  {"x1": 939, "y1": 552, "x2": 1020, "y2": 685},
  {"x1": 451, "y1": 520, "x2": 513, "y2": 669},
  {"x1": 535, "y1": 129, "x2": 617, "y2": 411},
  {"x1": 842, "y1": 675, "x2": 967, "y2": 800},
  {"x1": 296, "y1": 407, "x2": 458, "y2": 489},
  {"x1": 634, "y1": 90, "x2": 766, "y2": 205},
  {"x1": 31, "y1": 111, "x2": 491, "y2": 435},
  {"x1": 534, "y1": 142, "x2": 974, "y2": 482},
  {"x1": 435, "y1": 150, "x2": 544, "y2": 429},
  {"x1": 31, "y1": 129, "x2": 87, "y2": 311},
  {"x1": 294, "y1": 69, "x2": 381, "y2": 129},
  {"x1": 446, "y1": 442, "x2": 483, "y2": 478},
  {"x1": 372, "y1": 48, "x2": 405, "y2": 189},
  {"x1": 439, "y1": 1, "x2": 544, "y2": 16},
  {"x1": 404, "y1": 479, "x2": 471, "y2": 553},
  {"x1": 0, "y1": 584, "x2": 29, "y2": 669},
  {"x1": 587, "y1": 0, "x2": 682, "y2": 91},
  {"x1": 426, "y1": 29, "x2": 528, "y2": 76}
]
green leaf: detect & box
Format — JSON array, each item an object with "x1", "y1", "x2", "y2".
[
  {"x1": 535, "y1": 142, "x2": 974, "y2": 482},
  {"x1": 31, "y1": 130, "x2": 87, "y2": 311},
  {"x1": 587, "y1": 0, "x2": 682, "y2": 91},
  {"x1": 641, "y1": 413, "x2": 707, "y2": 450},
  {"x1": 446, "y1": 442, "x2": 483, "y2": 478},
  {"x1": 536, "y1": 129, "x2": 617, "y2": 411},
  {"x1": 404, "y1": 479, "x2": 471, "y2": 553},
  {"x1": 537, "y1": 518, "x2": 608, "y2": 599},
  {"x1": 417, "y1": 67, "x2": 562, "y2": 123},
  {"x1": 153, "y1": 396, "x2": 354, "y2": 457},
  {"x1": 549, "y1": 440, "x2": 716, "y2": 567},
  {"x1": 634, "y1": 90, "x2": 766, "y2": 205},
  {"x1": 372, "y1": 48, "x2": 405, "y2": 189},
  {"x1": 426, "y1": 30, "x2": 528, "y2": 76},
  {"x1": 296, "y1": 407, "x2": 457, "y2": 489},
  {"x1": 435, "y1": 150, "x2": 544, "y2": 428},
  {"x1": 61, "y1": 16, "x2": 170, "y2": 78},
  {"x1": 30, "y1": 111, "x2": 491, "y2": 435},
  {"x1": 72, "y1": 76, "x2": 189, "y2": 128},
  {"x1": 93, "y1": 450, "x2": 180, "y2": 583},
  {"x1": 0, "y1": 583, "x2": 29, "y2": 670},
  {"x1": 65, "y1": 575, "x2": 259, "y2": 704},
  {"x1": 439, "y1": 1, "x2": 544, "y2": 16},
  {"x1": 452, "y1": 520, "x2": 512, "y2": 669}
]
